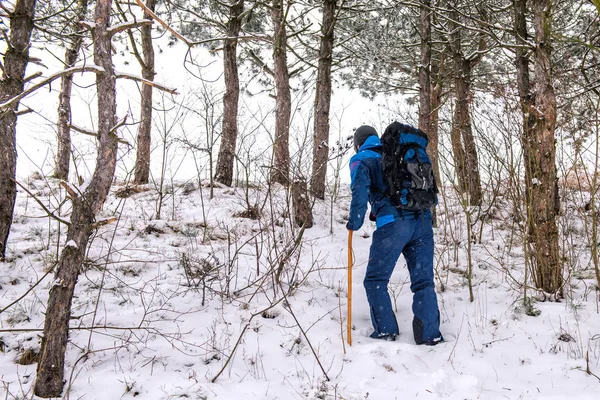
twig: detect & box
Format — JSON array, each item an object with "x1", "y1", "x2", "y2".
[
  {"x1": 11, "y1": 179, "x2": 70, "y2": 226},
  {"x1": 280, "y1": 282, "x2": 331, "y2": 381},
  {"x1": 108, "y1": 114, "x2": 130, "y2": 136},
  {"x1": 338, "y1": 283, "x2": 347, "y2": 355},
  {"x1": 482, "y1": 335, "x2": 515, "y2": 347},
  {"x1": 586, "y1": 351, "x2": 600, "y2": 382},
  {"x1": 0, "y1": 263, "x2": 57, "y2": 314},
  {"x1": 0, "y1": 3, "x2": 11, "y2": 14},
  {"x1": 448, "y1": 313, "x2": 466, "y2": 368},
  {"x1": 211, "y1": 297, "x2": 286, "y2": 383},
  {"x1": 87, "y1": 199, "x2": 126, "y2": 352},
  {"x1": 275, "y1": 223, "x2": 307, "y2": 283}
]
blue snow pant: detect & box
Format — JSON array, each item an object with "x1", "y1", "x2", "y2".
[{"x1": 363, "y1": 216, "x2": 442, "y2": 344}]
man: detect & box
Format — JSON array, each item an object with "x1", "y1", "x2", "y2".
[{"x1": 347, "y1": 124, "x2": 443, "y2": 345}]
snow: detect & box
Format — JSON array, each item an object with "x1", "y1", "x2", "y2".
[
  {"x1": 65, "y1": 240, "x2": 78, "y2": 249},
  {"x1": 1, "y1": 13, "x2": 599, "y2": 400},
  {"x1": 0, "y1": 179, "x2": 599, "y2": 400}
]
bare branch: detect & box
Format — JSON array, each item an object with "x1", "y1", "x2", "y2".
[
  {"x1": 114, "y1": 0, "x2": 147, "y2": 70},
  {"x1": 91, "y1": 217, "x2": 118, "y2": 229},
  {"x1": 0, "y1": 65, "x2": 105, "y2": 110},
  {"x1": 248, "y1": 48, "x2": 274, "y2": 76},
  {"x1": 0, "y1": 3, "x2": 11, "y2": 14},
  {"x1": 60, "y1": 181, "x2": 79, "y2": 200},
  {"x1": 11, "y1": 179, "x2": 71, "y2": 226},
  {"x1": 16, "y1": 107, "x2": 33, "y2": 116},
  {"x1": 0, "y1": 263, "x2": 57, "y2": 315},
  {"x1": 23, "y1": 71, "x2": 43, "y2": 83},
  {"x1": 134, "y1": 0, "x2": 193, "y2": 46},
  {"x1": 69, "y1": 123, "x2": 131, "y2": 145}
]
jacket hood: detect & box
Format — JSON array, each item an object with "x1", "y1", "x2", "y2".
[{"x1": 359, "y1": 135, "x2": 382, "y2": 151}]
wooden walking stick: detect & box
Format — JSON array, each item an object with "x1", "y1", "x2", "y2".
[{"x1": 347, "y1": 230, "x2": 353, "y2": 346}]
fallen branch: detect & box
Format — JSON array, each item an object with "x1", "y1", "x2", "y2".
[{"x1": 11, "y1": 179, "x2": 70, "y2": 226}]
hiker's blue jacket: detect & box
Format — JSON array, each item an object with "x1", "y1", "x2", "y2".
[{"x1": 347, "y1": 135, "x2": 429, "y2": 231}]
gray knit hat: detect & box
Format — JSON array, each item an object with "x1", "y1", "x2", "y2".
[{"x1": 353, "y1": 125, "x2": 378, "y2": 148}]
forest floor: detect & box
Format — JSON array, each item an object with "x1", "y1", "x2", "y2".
[{"x1": 0, "y1": 176, "x2": 599, "y2": 399}]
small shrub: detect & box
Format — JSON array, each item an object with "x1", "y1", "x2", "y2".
[
  {"x1": 233, "y1": 205, "x2": 260, "y2": 220},
  {"x1": 16, "y1": 348, "x2": 39, "y2": 365}
]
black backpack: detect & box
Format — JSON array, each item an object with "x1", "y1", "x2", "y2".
[{"x1": 380, "y1": 122, "x2": 438, "y2": 211}]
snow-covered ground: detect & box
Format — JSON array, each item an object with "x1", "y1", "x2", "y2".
[{"x1": 1, "y1": 177, "x2": 599, "y2": 400}]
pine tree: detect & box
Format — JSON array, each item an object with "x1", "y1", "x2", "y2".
[{"x1": 0, "y1": 0, "x2": 37, "y2": 259}]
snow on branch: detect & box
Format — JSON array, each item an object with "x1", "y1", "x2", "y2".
[
  {"x1": 0, "y1": 65, "x2": 105, "y2": 110},
  {"x1": 78, "y1": 20, "x2": 96, "y2": 30},
  {"x1": 108, "y1": 20, "x2": 153, "y2": 36},
  {"x1": 115, "y1": 72, "x2": 179, "y2": 94}
]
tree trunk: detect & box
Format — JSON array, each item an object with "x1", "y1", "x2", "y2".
[
  {"x1": 214, "y1": 0, "x2": 245, "y2": 187},
  {"x1": 449, "y1": 17, "x2": 482, "y2": 206},
  {"x1": 418, "y1": 0, "x2": 432, "y2": 139},
  {"x1": 429, "y1": 50, "x2": 444, "y2": 189},
  {"x1": 35, "y1": 0, "x2": 120, "y2": 396},
  {"x1": 419, "y1": 0, "x2": 441, "y2": 224},
  {"x1": 54, "y1": 0, "x2": 89, "y2": 181},
  {"x1": 514, "y1": 0, "x2": 535, "y2": 211},
  {"x1": 0, "y1": 0, "x2": 36, "y2": 259},
  {"x1": 429, "y1": 1, "x2": 445, "y2": 192},
  {"x1": 270, "y1": 0, "x2": 291, "y2": 186},
  {"x1": 310, "y1": 0, "x2": 337, "y2": 199},
  {"x1": 531, "y1": 0, "x2": 562, "y2": 294},
  {"x1": 292, "y1": 178, "x2": 313, "y2": 228},
  {"x1": 133, "y1": 0, "x2": 156, "y2": 184},
  {"x1": 514, "y1": 0, "x2": 562, "y2": 295}
]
